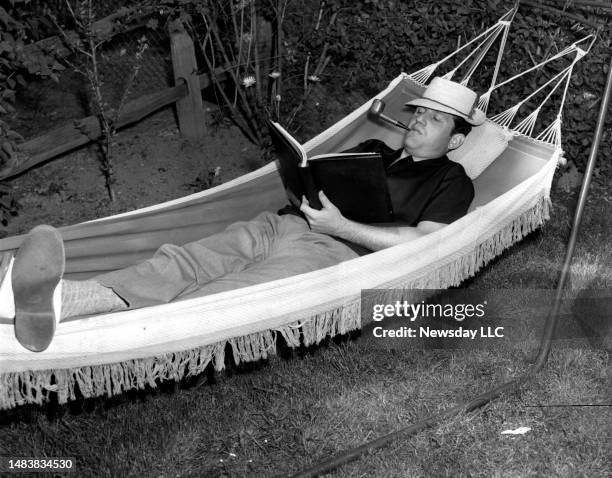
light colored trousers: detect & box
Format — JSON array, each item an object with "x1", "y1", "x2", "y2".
[{"x1": 95, "y1": 212, "x2": 358, "y2": 308}]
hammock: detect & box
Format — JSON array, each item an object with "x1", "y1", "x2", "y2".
[{"x1": 0, "y1": 10, "x2": 595, "y2": 409}]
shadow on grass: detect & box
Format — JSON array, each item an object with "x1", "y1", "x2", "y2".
[{"x1": 572, "y1": 282, "x2": 612, "y2": 353}]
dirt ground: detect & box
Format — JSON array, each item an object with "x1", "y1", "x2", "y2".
[
  {"x1": 2, "y1": 105, "x2": 262, "y2": 238},
  {"x1": 3, "y1": 71, "x2": 371, "y2": 239}
]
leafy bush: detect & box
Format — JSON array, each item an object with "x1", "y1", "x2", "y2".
[
  {"x1": 0, "y1": 1, "x2": 63, "y2": 152},
  {"x1": 177, "y1": 0, "x2": 333, "y2": 149},
  {"x1": 285, "y1": 0, "x2": 611, "y2": 177},
  {"x1": 2, "y1": 0, "x2": 609, "y2": 183},
  {"x1": 0, "y1": 1, "x2": 64, "y2": 221}
]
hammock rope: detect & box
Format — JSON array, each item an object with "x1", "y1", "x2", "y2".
[
  {"x1": 514, "y1": 68, "x2": 573, "y2": 139},
  {"x1": 441, "y1": 24, "x2": 504, "y2": 82},
  {"x1": 407, "y1": 7, "x2": 516, "y2": 85},
  {"x1": 486, "y1": 35, "x2": 595, "y2": 146},
  {"x1": 489, "y1": 34, "x2": 595, "y2": 94},
  {"x1": 535, "y1": 47, "x2": 589, "y2": 145},
  {"x1": 405, "y1": 6, "x2": 596, "y2": 147},
  {"x1": 490, "y1": 65, "x2": 573, "y2": 128},
  {"x1": 459, "y1": 21, "x2": 508, "y2": 85},
  {"x1": 477, "y1": 17, "x2": 516, "y2": 113},
  {"x1": 537, "y1": 115, "x2": 563, "y2": 146}
]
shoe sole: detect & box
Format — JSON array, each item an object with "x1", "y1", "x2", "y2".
[{"x1": 13, "y1": 225, "x2": 65, "y2": 352}]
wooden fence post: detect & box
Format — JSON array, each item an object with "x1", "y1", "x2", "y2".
[{"x1": 170, "y1": 24, "x2": 206, "y2": 140}]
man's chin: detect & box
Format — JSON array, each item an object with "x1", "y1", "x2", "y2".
[{"x1": 403, "y1": 138, "x2": 420, "y2": 151}]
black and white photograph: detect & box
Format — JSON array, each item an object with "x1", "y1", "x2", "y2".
[{"x1": 0, "y1": 0, "x2": 610, "y2": 476}]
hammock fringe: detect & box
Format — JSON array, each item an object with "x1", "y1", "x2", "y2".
[{"x1": 0, "y1": 193, "x2": 550, "y2": 410}]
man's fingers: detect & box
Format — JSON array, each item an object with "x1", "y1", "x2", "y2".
[
  {"x1": 318, "y1": 190, "x2": 331, "y2": 206},
  {"x1": 300, "y1": 196, "x2": 317, "y2": 216},
  {"x1": 299, "y1": 196, "x2": 309, "y2": 212}
]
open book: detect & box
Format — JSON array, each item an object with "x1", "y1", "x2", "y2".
[{"x1": 267, "y1": 120, "x2": 393, "y2": 223}]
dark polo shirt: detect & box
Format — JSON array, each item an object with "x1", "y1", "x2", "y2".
[
  {"x1": 345, "y1": 139, "x2": 474, "y2": 226},
  {"x1": 279, "y1": 138, "x2": 474, "y2": 255}
]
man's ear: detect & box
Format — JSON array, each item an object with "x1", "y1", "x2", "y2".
[{"x1": 448, "y1": 133, "x2": 466, "y2": 151}]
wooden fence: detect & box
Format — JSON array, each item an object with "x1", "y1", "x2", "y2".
[{"x1": 2, "y1": 26, "x2": 226, "y2": 181}]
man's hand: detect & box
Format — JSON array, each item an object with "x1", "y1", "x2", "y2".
[
  {"x1": 300, "y1": 191, "x2": 349, "y2": 236},
  {"x1": 300, "y1": 190, "x2": 447, "y2": 251}
]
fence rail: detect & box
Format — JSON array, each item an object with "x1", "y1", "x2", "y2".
[{"x1": 3, "y1": 29, "x2": 230, "y2": 181}]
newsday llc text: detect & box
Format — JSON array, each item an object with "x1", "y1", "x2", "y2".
[
  {"x1": 369, "y1": 297, "x2": 503, "y2": 341},
  {"x1": 372, "y1": 325, "x2": 505, "y2": 340},
  {"x1": 360, "y1": 289, "x2": 610, "y2": 349}
]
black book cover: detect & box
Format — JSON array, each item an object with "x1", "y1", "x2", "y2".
[{"x1": 268, "y1": 120, "x2": 393, "y2": 223}]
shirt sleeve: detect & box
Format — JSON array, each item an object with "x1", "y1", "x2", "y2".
[{"x1": 418, "y1": 165, "x2": 474, "y2": 224}]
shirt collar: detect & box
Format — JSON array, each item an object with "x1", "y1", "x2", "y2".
[{"x1": 387, "y1": 151, "x2": 449, "y2": 171}]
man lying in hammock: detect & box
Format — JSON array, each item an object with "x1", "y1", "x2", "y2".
[{"x1": 0, "y1": 77, "x2": 485, "y2": 352}]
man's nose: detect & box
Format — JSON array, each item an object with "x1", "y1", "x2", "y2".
[{"x1": 414, "y1": 112, "x2": 427, "y2": 125}]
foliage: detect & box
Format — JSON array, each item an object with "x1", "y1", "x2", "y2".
[
  {"x1": 2, "y1": 0, "x2": 610, "y2": 185},
  {"x1": 0, "y1": 181, "x2": 18, "y2": 227},
  {"x1": 173, "y1": 0, "x2": 332, "y2": 149},
  {"x1": 0, "y1": 0, "x2": 64, "y2": 222},
  {"x1": 0, "y1": 1, "x2": 63, "y2": 153},
  {"x1": 100, "y1": 0, "x2": 328, "y2": 148},
  {"x1": 151, "y1": 0, "x2": 609, "y2": 174},
  {"x1": 52, "y1": 0, "x2": 150, "y2": 202},
  {"x1": 186, "y1": 165, "x2": 222, "y2": 191},
  {"x1": 288, "y1": 0, "x2": 611, "y2": 177}
]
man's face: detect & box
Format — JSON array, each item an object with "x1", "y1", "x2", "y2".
[{"x1": 403, "y1": 106, "x2": 457, "y2": 159}]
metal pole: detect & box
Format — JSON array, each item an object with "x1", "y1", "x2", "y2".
[
  {"x1": 533, "y1": 56, "x2": 612, "y2": 369},
  {"x1": 290, "y1": 56, "x2": 612, "y2": 478}
]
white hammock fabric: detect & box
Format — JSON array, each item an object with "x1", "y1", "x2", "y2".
[{"x1": 0, "y1": 11, "x2": 593, "y2": 408}]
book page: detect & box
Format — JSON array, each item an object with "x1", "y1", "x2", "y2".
[
  {"x1": 270, "y1": 121, "x2": 308, "y2": 167},
  {"x1": 310, "y1": 152, "x2": 379, "y2": 161}
]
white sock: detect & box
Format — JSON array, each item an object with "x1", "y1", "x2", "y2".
[
  {"x1": 61, "y1": 279, "x2": 127, "y2": 319},
  {"x1": 0, "y1": 255, "x2": 15, "y2": 319},
  {"x1": 0, "y1": 255, "x2": 126, "y2": 321},
  {"x1": 53, "y1": 280, "x2": 62, "y2": 324}
]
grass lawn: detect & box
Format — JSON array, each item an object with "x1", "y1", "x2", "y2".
[{"x1": 1, "y1": 181, "x2": 610, "y2": 477}]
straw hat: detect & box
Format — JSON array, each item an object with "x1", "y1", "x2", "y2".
[{"x1": 405, "y1": 77, "x2": 486, "y2": 126}]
